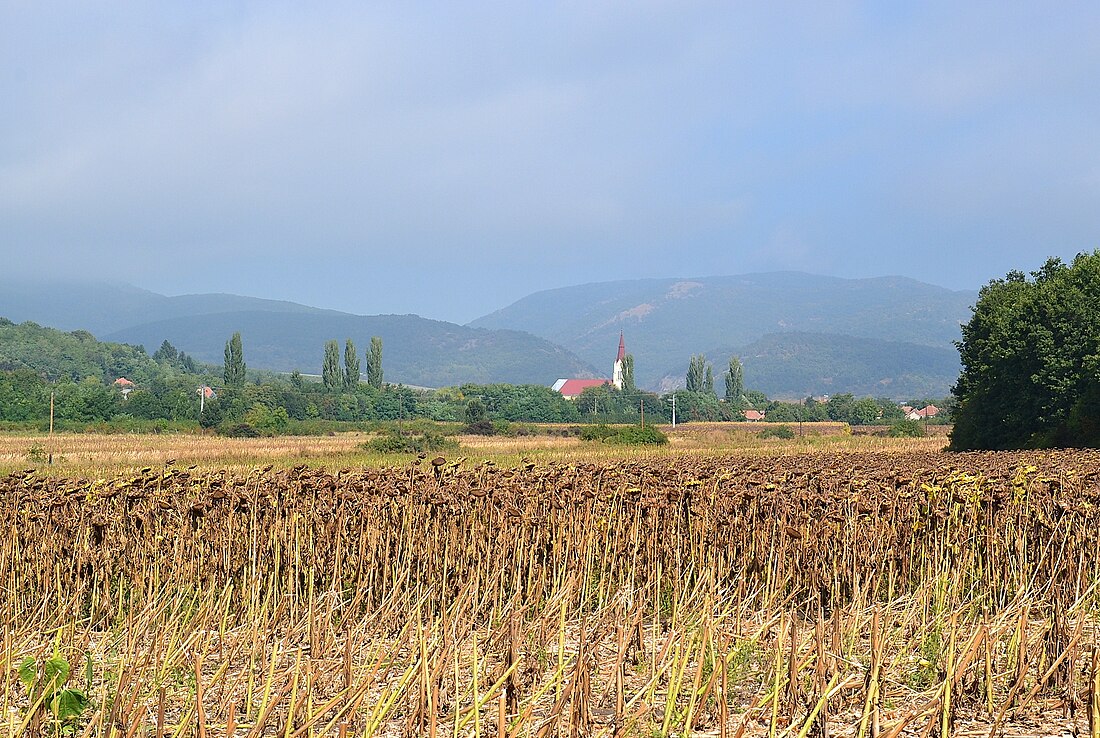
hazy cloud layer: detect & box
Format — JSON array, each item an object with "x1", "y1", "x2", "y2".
[{"x1": 3, "y1": 2, "x2": 1099, "y2": 322}]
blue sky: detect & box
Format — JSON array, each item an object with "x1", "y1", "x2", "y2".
[{"x1": 2, "y1": 2, "x2": 1099, "y2": 322}]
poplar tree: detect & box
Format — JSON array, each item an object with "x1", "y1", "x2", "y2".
[
  {"x1": 322, "y1": 340, "x2": 341, "y2": 390},
  {"x1": 367, "y1": 336, "x2": 384, "y2": 389},
  {"x1": 724, "y1": 356, "x2": 744, "y2": 403},
  {"x1": 343, "y1": 339, "x2": 360, "y2": 389},
  {"x1": 223, "y1": 332, "x2": 246, "y2": 387},
  {"x1": 621, "y1": 354, "x2": 636, "y2": 392},
  {"x1": 686, "y1": 354, "x2": 709, "y2": 393}
]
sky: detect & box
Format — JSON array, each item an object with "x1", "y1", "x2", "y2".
[{"x1": 2, "y1": 2, "x2": 1099, "y2": 324}]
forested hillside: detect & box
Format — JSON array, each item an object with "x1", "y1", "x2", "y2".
[
  {"x1": 681, "y1": 332, "x2": 961, "y2": 400},
  {"x1": 471, "y1": 272, "x2": 974, "y2": 389},
  {"x1": 0, "y1": 279, "x2": 596, "y2": 387},
  {"x1": 106, "y1": 311, "x2": 594, "y2": 387},
  {"x1": 0, "y1": 318, "x2": 160, "y2": 383}
]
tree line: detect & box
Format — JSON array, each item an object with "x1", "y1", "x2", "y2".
[
  {"x1": 950, "y1": 251, "x2": 1100, "y2": 449},
  {"x1": 0, "y1": 320, "x2": 946, "y2": 434}
]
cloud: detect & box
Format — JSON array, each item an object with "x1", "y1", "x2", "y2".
[{"x1": 2, "y1": 2, "x2": 1099, "y2": 319}]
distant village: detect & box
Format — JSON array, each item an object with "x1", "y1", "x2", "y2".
[{"x1": 549, "y1": 333, "x2": 941, "y2": 422}]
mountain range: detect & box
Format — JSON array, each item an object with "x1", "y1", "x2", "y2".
[
  {"x1": 472, "y1": 272, "x2": 975, "y2": 397},
  {"x1": 0, "y1": 272, "x2": 976, "y2": 397}
]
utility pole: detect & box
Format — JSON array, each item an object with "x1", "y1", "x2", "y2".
[
  {"x1": 48, "y1": 391, "x2": 54, "y2": 465},
  {"x1": 640, "y1": 398, "x2": 644, "y2": 427},
  {"x1": 671, "y1": 393, "x2": 677, "y2": 428}
]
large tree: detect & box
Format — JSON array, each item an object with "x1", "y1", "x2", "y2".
[
  {"x1": 724, "y1": 356, "x2": 744, "y2": 403},
  {"x1": 322, "y1": 340, "x2": 341, "y2": 391},
  {"x1": 620, "y1": 354, "x2": 635, "y2": 392},
  {"x1": 686, "y1": 354, "x2": 710, "y2": 393},
  {"x1": 367, "y1": 336, "x2": 384, "y2": 389},
  {"x1": 223, "y1": 332, "x2": 246, "y2": 387},
  {"x1": 343, "y1": 339, "x2": 360, "y2": 390},
  {"x1": 950, "y1": 252, "x2": 1100, "y2": 450}
]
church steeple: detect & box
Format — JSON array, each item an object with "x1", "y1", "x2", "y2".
[{"x1": 612, "y1": 332, "x2": 626, "y2": 389}]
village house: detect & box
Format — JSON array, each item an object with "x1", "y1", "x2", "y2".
[
  {"x1": 552, "y1": 333, "x2": 627, "y2": 399},
  {"x1": 902, "y1": 404, "x2": 940, "y2": 421}
]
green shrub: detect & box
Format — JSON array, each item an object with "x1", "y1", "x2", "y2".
[
  {"x1": 221, "y1": 423, "x2": 261, "y2": 438},
  {"x1": 464, "y1": 419, "x2": 497, "y2": 436},
  {"x1": 607, "y1": 425, "x2": 669, "y2": 445},
  {"x1": 581, "y1": 424, "x2": 668, "y2": 445},
  {"x1": 580, "y1": 424, "x2": 618, "y2": 441},
  {"x1": 363, "y1": 429, "x2": 457, "y2": 454},
  {"x1": 889, "y1": 419, "x2": 926, "y2": 437},
  {"x1": 759, "y1": 424, "x2": 795, "y2": 439}
]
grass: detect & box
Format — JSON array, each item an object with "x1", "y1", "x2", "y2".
[{"x1": 0, "y1": 422, "x2": 942, "y2": 477}]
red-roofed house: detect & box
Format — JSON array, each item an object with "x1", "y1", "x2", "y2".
[
  {"x1": 905, "y1": 405, "x2": 940, "y2": 421},
  {"x1": 743, "y1": 409, "x2": 766, "y2": 421},
  {"x1": 114, "y1": 377, "x2": 134, "y2": 400},
  {"x1": 552, "y1": 379, "x2": 610, "y2": 399},
  {"x1": 553, "y1": 333, "x2": 628, "y2": 399}
]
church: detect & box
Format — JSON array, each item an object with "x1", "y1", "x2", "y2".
[{"x1": 552, "y1": 333, "x2": 627, "y2": 399}]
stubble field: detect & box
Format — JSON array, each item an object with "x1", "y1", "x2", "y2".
[{"x1": 2, "y1": 428, "x2": 1099, "y2": 737}]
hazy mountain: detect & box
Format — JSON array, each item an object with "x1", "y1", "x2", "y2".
[
  {"x1": 0, "y1": 279, "x2": 336, "y2": 336},
  {"x1": 2, "y1": 272, "x2": 975, "y2": 395},
  {"x1": 0, "y1": 280, "x2": 595, "y2": 387},
  {"x1": 104, "y1": 311, "x2": 594, "y2": 387},
  {"x1": 658, "y1": 331, "x2": 961, "y2": 400},
  {"x1": 471, "y1": 272, "x2": 975, "y2": 391}
]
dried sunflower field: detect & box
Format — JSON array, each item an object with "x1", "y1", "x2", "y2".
[{"x1": 3, "y1": 446, "x2": 1100, "y2": 736}]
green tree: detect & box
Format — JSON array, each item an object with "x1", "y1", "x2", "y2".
[
  {"x1": 667, "y1": 389, "x2": 722, "y2": 421},
  {"x1": 620, "y1": 354, "x2": 635, "y2": 392},
  {"x1": 322, "y1": 340, "x2": 341, "y2": 391},
  {"x1": 367, "y1": 336, "x2": 384, "y2": 389},
  {"x1": 464, "y1": 397, "x2": 487, "y2": 424},
  {"x1": 744, "y1": 390, "x2": 769, "y2": 409},
  {"x1": 686, "y1": 354, "x2": 710, "y2": 393},
  {"x1": 0, "y1": 369, "x2": 49, "y2": 421},
  {"x1": 343, "y1": 339, "x2": 360, "y2": 390},
  {"x1": 152, "y1": 340, "x2": 178, "y2": 364},
  {"x1": 951, "y1": 252, "x2": 1100, "y2": 449},
  {"x1": 223, "y1": 332, "x2": 246, "y2": 387},
  {"x1": 704, "y1": 365, "x2": 714, "y2": 395},
  {"x1": 724, "y1": 356, "x2": 744, "y2": 404}
]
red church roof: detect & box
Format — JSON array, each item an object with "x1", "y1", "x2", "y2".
[
  {"x1": 616, "y1": 332, "x2": 626, "y2": 361},
  {"x1": 553, "y1": 379, "x2": 610, "y2": 398}
]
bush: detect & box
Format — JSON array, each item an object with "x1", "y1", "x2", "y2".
[
  {"x1": 759, "y1": 424, "x2": 795, "y2": 440},
  {"x1": 363, "y1": 429, "x2": 457, "y2": 454},
  {"x1": 607, "y1": 425, "x2": 668, "y2": 445},
  {"x1": 464, "y1": 419, "x2": 497, "y2": 436},
  {"x1": 580, "y1": 424, "x2": 618, "y2": 441},
  {"x1": 889, "y1": 419, "x2": 926, "y2": 438},
  {"x1": 221, "y1": 423, "x2": 261, "y2": 438},
  {"x1": 581, "y1": 424, "x2": 668, "y2": 445}
]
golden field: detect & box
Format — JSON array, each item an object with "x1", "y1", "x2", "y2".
[{"x1": 3, "y1": 427, "x2": 1099, "y2": 737}]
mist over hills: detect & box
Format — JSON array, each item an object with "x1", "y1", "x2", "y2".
[
  {"x1": 104, "y1": 311, "x2": 594, "y2": 388},
  {"x1": 691, "y1": 332, "x2": 961, "y2": 400},
  {"x1": 0, "y1": 272, "x2": 974, "y2": 396},
  {"x1": 471, "y1": 272, "x2": 975, "y2": 397},
  {"x1": 0, "y1": 280, "x2": 595, "y2": 387},
  {"x1": 0, "y1": 279, "x2": 336, "y2": 336}
]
